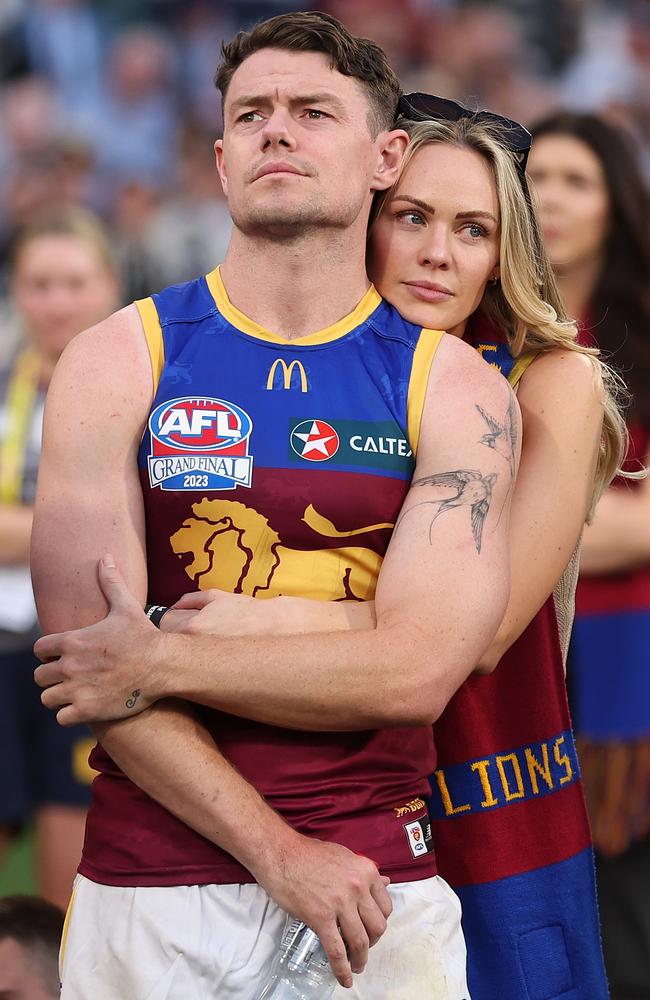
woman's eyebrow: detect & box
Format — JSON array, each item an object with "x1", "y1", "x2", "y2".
[
  {"x1": 456, "y1": 210, "x2": 498, "y2": 223},
  {"x1": 391, "y1": 195, "x2": 435, "y2": 214},
  {"x1": 391, "y1": 196, "x2": 498, "y2": 225}
]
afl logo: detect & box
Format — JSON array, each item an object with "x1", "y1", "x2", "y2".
[
  {"x1": 147, "y1": 397, "x2": 254, "y2": 492},
  {"x1": 290, "y1": 419, "x2": 339, "y2": 462},
  {"x1": 149, "y1": 397, "x2": 252, "y2": 451}
]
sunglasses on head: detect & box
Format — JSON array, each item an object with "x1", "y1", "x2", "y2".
[{"x1": 397, "y1": 92, "x2": 532, "y2": 176}]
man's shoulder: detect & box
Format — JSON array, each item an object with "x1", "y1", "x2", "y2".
[
  {"x1": 60, "y1": 304, "x2": 142, "y2": 368},
  {"x1": 432, "y1": 332, "x2": 515, "y2": 399},
  {"x1": 51, "y1": 304, "x2": 153, "y2": 412}
]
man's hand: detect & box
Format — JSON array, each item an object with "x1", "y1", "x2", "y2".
[
  {"x1": 34, "y1": 556, "x2": 164, "y2": 725},
  {"x1": 252, "y1": 830, "x2": 393, "y2": 989}
]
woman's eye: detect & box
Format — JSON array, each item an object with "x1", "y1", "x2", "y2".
[
  {"x1": 463, "y1": 223, "x2": 487, "y2": 238},
  {"x1": 396, "y1": 210, "x2": 425, "y2": 226},
  {"x1": 566, "y1": 174, "x2": 590, "y2": 190}
]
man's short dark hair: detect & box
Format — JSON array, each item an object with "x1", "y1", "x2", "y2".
[
  {"x1": 215, "y1": 10, "x2": 401, "y2": 136},
  {"x1": 0, "y1": 895, "x2": 64, "y2": 996}
]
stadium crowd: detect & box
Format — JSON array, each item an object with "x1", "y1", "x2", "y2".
[{"x1": 0, "y1": 0, "x2": 650, "y2": 314}]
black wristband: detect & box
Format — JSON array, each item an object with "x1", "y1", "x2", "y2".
[{"x1": 145, "y1": 604, "x2": 170, "y2": 628}]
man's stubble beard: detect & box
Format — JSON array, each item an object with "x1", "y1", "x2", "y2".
[{"x1": 230, "y1": 194, "x2": 365, "y2": 243}]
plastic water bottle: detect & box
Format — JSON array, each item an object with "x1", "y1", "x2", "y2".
[{"x1": 253, "y1": 917, "x2": 338, "y2": 999}]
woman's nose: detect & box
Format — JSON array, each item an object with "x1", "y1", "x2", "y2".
[{"x1": 419, "y1": 228, "x2": 450, "y2": 268}]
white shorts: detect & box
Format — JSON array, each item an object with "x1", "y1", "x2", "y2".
[{"x1": 60, "y1": 874, "x2": 469, "y2": 999}]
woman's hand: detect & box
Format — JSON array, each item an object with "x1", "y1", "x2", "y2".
[
  {"x1": 159, "y1": 589, "x2": 377, "y2": 638},
  {"x1": 160, "y1": 589, "x2": 274, "y2": 637}
]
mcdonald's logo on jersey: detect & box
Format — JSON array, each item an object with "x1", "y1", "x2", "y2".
[{"x1": 266, "y1": 358, "x2": 309, "y2": 393}]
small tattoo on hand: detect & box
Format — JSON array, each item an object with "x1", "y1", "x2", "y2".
[{"x1": 125, "y1": 689, "x2": 141, "y2": 710}]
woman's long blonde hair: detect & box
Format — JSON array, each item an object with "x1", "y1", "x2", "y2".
[{"x1": 372, "y1": 116, "x2": 630, "y2": 512}]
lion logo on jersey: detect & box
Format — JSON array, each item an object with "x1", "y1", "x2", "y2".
[{"x1": 169, "y1": 499, "x2": 394, "y2": 601}]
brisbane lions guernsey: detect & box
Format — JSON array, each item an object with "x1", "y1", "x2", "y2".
[
  {"x1": 79, "y1": 268, "x2": 443, "y2": 888},
  {"x1": 429, "y1": 320, "x2": 608, "y2": 999}
]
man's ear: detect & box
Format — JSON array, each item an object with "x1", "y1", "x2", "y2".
[
  {"x1": 214, "y1": 139, "x2": 228, "y2": 196},
  {"x1": 371, "y1": 129, "x2": 409, "y2": 192}
]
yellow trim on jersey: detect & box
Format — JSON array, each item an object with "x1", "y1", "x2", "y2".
[
  {"x1": 509, "y1": 350, "x2": 538, "y2": 388},
  {"x1": 0, "y1": 349, "x2": 41, "y2": 504},
  {"x1": 205, "y1": 266, "x2": 382, "y2": 345},
  {"x1": 59, "y1": 876, "x2": 80, "y2": 983},
  {"x1": 135, "y1": 297, "x2": 165, "y2": 395},
  {"x1": 406, "y1": 328, "x2": 445, "y2": 456}
]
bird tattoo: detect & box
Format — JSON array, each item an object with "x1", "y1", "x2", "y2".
[
  {"x1": 396, "y1": 469, "x2": 498, "y2": 553},
  {"x1": 476, "y1": 396, "x2": 518, "y2": 477}
]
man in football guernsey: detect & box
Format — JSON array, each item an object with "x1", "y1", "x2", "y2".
[{"x1": 31, "y1": 14, "x2": 519, "y2": 998}]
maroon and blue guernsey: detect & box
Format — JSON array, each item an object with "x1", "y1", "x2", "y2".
[
  {"x1": 429, "y1": 320, "x2": 609, "y2": 999},
  {"x1": 79, "y1": 269, "x2": 445, "y2": 888}
]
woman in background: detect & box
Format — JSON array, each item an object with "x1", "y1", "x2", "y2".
[
  {"x1": 529, "y1": 110, "x2": 650, "y2": 1000},
  {"x1": 0, "y1": 208, "x2": 119, "y2": 909}
]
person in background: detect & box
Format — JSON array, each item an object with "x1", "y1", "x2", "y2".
[
  {"x1": 0, "y1": 207, "x2": 119, "y2": 910},
  {"x1": 528, "y1": 109, "x2": 650, "y2": 1000},
  {"x1": 91, "y1": 26, "x2": 179, "y2": 194},
  {"x1": 140, "y1": 120, "x2": 232, "y2": 288},
  {"x1": 0, "y1": 894, "x2": 64, "y2": 1000}
]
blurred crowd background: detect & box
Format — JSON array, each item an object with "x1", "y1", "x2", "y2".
[
  {"x1": 1, "y1": 0, "x2": 650, "y2": 326},
  {"x1": 1, "y1": 1, "x2": 650, "y2": 996}
]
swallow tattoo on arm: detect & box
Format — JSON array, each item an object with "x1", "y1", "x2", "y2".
[
  {"x1": 476, "y1": 394, "x2": 519, "y2": 478},
  {"x1": 396, "y1": 469, "x2": 497, "y2": 553}
]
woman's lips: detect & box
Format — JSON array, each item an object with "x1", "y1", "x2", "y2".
[{"x1": 403, "y1": 282, "x2": 453, "y2": 303}]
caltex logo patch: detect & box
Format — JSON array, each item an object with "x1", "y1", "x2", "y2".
[
  {"x1": 290, "y1": 419, "x2": 339, "y2": 462},
  {"x1": 148, "y1": 396, "x2": 253, "y2": 491}
]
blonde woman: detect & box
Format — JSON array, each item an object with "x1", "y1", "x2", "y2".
[{"x1": 366, "y1": 98, "x2": 624, "y2": 999}]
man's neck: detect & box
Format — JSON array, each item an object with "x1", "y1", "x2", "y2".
[{"x1": 221, "y1": 228, "x2": 371, "y2": 340}]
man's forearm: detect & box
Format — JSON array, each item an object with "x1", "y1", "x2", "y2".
[
  {"x1": 152, "y1": 621, "x2": 481, "y2": 731},
  {"x1": 93, "y1": 700, "x2": 297, "y2": 882}
]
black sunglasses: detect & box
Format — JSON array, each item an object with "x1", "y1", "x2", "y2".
[{"x1": 397, "y1": 93, "x2": 532, "y2": 176}]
